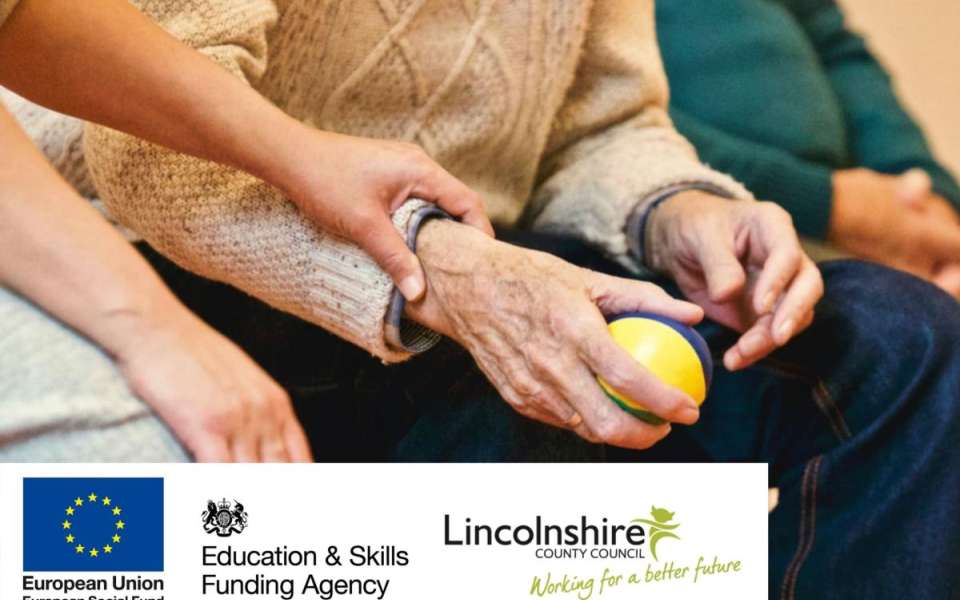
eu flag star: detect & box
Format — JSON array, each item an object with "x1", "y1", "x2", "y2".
[
  {"x1": 112, "y1": 507, "x2": 122, "y2": 516},
  {"x1": 116, "y1": 520, "x2": 125, "y2": 530},
  {"x1": 65, "y1": 534, "x2": 74, "y2": 543},
  {"x1": 62, "y1": 520, "x2": 71, "y2": 530},
  {"x1": 74, "y1": 497, "x2": 84, "y2": 507},
  {"x1": 88, "y1": 493, "x2": 97, "y2": 502},
  {"x1": 89, "y1": 548, "x2": 99, "y2": 557},
  {"x1": 65, "y1": 507, "x2": 74, "y2": 516},
  {"x1": 102, "y1": 497, "x2": 111, "y2": 506},
  {"x1": 75, "y1": 544, "x2": 85, "y2": 554},
  {"x1": 112, "y1": 534, "x2": 121, "y2": 543},
  {"x1": 103, "y1": 545, "x2": 113, "y2": 554}
]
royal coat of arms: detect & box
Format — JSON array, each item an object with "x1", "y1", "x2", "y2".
[{"x1": 202, "y1": 498, "x2": 248, "y2": 537}]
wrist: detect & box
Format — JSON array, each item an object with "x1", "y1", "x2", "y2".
[
  {"x1": 90, "y1": 288, "x2": 194, "y2": 363},
  {"x1": 237, "y1": 114, "x2": 319, "y2": 200},
  {"x1": 403, "y1": 218, "x2": 499, "y2": 337}
]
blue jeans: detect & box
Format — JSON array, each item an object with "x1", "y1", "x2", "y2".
[{"x1": 140, "y1": 234, "x2": 960, "y2": 599}]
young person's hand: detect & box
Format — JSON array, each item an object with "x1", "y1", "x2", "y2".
[
  {"x1": 645, "y1": 191, "x2": 824, "y2": 371},
  {"x1": 105, "y1": 305, "x2": 312, "y2": 463},
  {"x1": 830, "y1": 168, "x2": 960, "y2": 295},
  {"x1": 273, "y1": 130, "x2": 493, "y2": 302}
]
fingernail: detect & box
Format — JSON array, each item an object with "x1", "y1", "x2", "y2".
[
  {"x1": 679, "y1": 405, "x2": 700, "y2": 424},
  {"x1": 777, "y1": 319, "x2": 795, "y2": 344},
  {"x1": 724, "y1": 350, "x2": 740, "y2": 371},
  {"x1": 398, "y1": 275, "x2": 425, "y2": 301}
]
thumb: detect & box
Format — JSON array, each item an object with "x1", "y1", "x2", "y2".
[
  {"x1": 896, "y1": 169, "x2": 932, "y2": 207},
  {"x1": 357, "y1": 216, "x2": 427, "y2": 301}
]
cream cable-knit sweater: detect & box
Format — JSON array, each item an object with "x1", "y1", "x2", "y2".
[{"x1": 2, "y1": 0, "x2": 751, "y2": 362}]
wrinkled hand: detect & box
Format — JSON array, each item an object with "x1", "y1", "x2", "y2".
[
  {"x1": 406, "y1": 220, "x2": 704, "y2": 450},
  {"x1": 831, "y1": 168, "x2": 960, "y2": 295},
  {"x1": 645, "y1": 191, "x2": 823, "y2": 371},
  {"x1": 278, "y1": 130, "x2": 493, "y2": 301},
  {"x1": 110, "y1": 307, "x2": 312, "y2": 463}
]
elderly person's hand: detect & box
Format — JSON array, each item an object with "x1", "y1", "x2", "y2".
[
  {"x1": 830, "y1": 168, "x2": 960, "y2": 295},
  {"x1": 406, "y1": 220, "x2": 704, "y2": 450},
  {"x1": 645, "y1": 191, "x2": 824, "y2": 371}
]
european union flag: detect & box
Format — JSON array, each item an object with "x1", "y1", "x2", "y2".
[{"x1": 23, "y1": 477, "x2": 164, "y2": 572}]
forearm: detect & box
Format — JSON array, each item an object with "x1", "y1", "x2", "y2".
[
  {"x1": 0, "y1": 0, "x2": 303, "y2": 194},
  {"x1": 0, "y1": 107, "x2": 185, "y2": 359}
]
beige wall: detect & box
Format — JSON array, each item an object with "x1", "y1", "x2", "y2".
[{"x1": 840, "y1": 0, "x2": 960, "y2": 176}]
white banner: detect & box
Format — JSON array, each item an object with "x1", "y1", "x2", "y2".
[{"x1": 1, "y1": 463, "x2": 767, "y2": 599}]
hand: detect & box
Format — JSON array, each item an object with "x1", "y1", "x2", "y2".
[
  {"x1": 645, "y1": 191, "x2": 823, "y2": 371},
  {"x1": 275, "y1": 130, "x2": 493, "y2": 301},
  {"x1": 893, "y1": 169, "x2": 960, "y2": 296},
  {"x1": 406, "y1": 220, "x2": 705, "y2": 450},
  {"x1": 831, "y1": 168, "x2": 960, "y2": 294},
  {"x1": 107, "y1": 304, "x2": 312, "y2": 463}
]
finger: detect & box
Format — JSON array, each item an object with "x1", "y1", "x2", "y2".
[
  {"x1": 562, "y1": 364, "x2": 674, "y2": 449},
  {"x1": 771, "y1": 259, "x2": 824, "y2": 346},
  {"x1": 723, "y1": 314, "x2": 776, "y2": 371},
  {"x1": 694, "y1": 237, "x2": 747, "y2": 302},
  {"x1": 413, "y1": 168, "x2": 494, "y2": 237},
  {"x1": 230, "y1": 435, "x2": 260, "y2": 464},
  {"x1": 259, "y1": 425, "x2": 290, "y2": 463},
  {"x1": 283, "y1": 418, "x2": 314, "y2": 462},
  {"x1": 752, "y1": 242, "x2": 803, "y2": 315},
  {"x1": 354, "y1": 217, "x2": 426, "y2": 301},
  {"x1": 579, "y1": 329, "x2": 700, "y2": 425},
  {"x1": 913, "y1": 218, "x2": 960, "y2": 261},
  {"x1": 190, "y1": 436, "x2": 232, "y2": 463},
  {"x1": 588, "y1": 273, "x2": 704, "y2": 325}
]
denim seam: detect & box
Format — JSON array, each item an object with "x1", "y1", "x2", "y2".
[
  {"x1": 758, "y1": 357, "x2": 853, "y2": 442},
  {"x1": 780, "y1": 455, "x2": 823, "y2": 600}
]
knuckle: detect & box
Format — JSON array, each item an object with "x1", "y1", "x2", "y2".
[{"x1": 760, "y1": 202, "x2": 793, "y2": 225}]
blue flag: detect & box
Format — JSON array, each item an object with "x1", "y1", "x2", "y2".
[{"x1": 23, "y1": 477, "x2": 164, "y2": 572}]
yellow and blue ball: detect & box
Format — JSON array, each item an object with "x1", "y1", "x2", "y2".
[{"x1": 598, "y1": 312, "x2": 712, "y2": 425}]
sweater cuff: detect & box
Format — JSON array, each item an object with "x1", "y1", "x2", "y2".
[
  {"x1": 626, "y1": 182, "x2": 736, "y2": 267},
  {"x1": 384, "y1": 204, "x2": 450, "y2": 353},
  {"x1": 749, "y1": 159, "x2": 834, "y2": 240},
  {"x1": 0, "y1": 0, "x2": 18, "y2": 29}
]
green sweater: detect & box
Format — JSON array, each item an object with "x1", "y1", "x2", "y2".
[{"x1": 656, "y1": 0, "x2": 960, "y2": 239}]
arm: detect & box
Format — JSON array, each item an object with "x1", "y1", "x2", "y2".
[
  {"x1": 0, "y1": 0, "x2": 489, "y2": 324},
  {"x1": 668, "y1": 107, "x2": 835, "y2": 240},
  {"x1": 0, "y1": 105, "x2": 310, "y2": 462},
  {"x1": 6, "y1": 0, "x2": 459, "y2": 362},
  {"x1": 528, "y1": 0, "x2": 752, "y2": 273},
  {"x1": 786, "y1": 0, "x2": 960, "y2": 208},
  {"x1": 534, "y1": 0, "x2": 821, "y2": 372}
]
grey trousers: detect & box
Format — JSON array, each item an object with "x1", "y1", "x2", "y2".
[{"x1": 0, "y1": 287, "x2": 188, "y2": 462}]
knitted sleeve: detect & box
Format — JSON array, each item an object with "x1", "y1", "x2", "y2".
[
  {"x1": 83, "y1": 0, "x2": 433, "y2": 363},
  {"x1": 0, "y1": 0, "x2": 18, "y2": 29},
  {"x1": 528, "y1": 0, "x2": 752, "y2": 273}
]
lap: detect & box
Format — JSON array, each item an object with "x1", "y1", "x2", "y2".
[{"x1": 0, "y1": 287, "x2": 187, "y2": 462}]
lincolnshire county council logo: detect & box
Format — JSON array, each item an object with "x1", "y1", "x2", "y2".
[
  {"x1": 203, "y1": 498, "x2": 248, "y2": 537},
  {"x1": 22, "y1": 477, "x2": 164, "y2": 572},
  {"x1": 632, "y1": 506, "x2": 681, "y2": 561}
]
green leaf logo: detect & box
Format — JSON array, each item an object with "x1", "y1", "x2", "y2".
[{"x1": 632, "y1": 506, "x2": 681, "y2": 561}]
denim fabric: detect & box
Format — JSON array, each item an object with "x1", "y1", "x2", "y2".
[{"x1": 139, "y1": 235, "x2": 960, "y2": 599}]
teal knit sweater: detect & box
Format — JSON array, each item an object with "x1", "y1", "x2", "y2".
[{"x1": 657, "y1": 0, "x2": 960, "y2": 239}]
